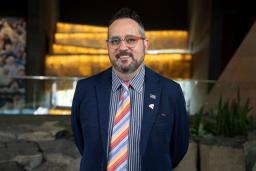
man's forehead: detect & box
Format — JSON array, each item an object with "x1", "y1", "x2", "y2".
[
  {"x1": 108, "y1": 18, "x2": 141, "y2": 36},
  {"x1": 110, "y1": 18, "x2": 139, "y2": 26}
]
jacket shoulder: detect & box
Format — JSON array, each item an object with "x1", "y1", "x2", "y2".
[
  {"x1": 146, "y1": 66, "x2": 180, "y2": 90},
  {"x1": 77, "y1": 67, "x2": 111, "y2": 87}
]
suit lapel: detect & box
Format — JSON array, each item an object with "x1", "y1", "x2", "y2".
[
  {"x1": 96, "y1": 68, "x2": 112, "y2": 156},
  {"x1": 141, "y1": 67, "x2": 162, "y2": 155},
  {"x1": 95, "y1": 67, "x2": 162, "y2": 157}
]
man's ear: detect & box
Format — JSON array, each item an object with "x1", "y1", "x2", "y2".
[{"x1": 144, "y1": 39, "x2": 149, "y2": 51}]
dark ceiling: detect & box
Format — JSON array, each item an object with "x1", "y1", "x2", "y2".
[
  {"x1": 0, "y1": 0, "x2": 27, "y2": 17},
  {"x1": 59, "y1": 0, "x2": 189, "y2": 30},
  {"x1": 1, "y1": 0, "x2": 256, "y2": 31},
  {"x1": 0, "y1": 0, "x2": 189, "y2": 30}
]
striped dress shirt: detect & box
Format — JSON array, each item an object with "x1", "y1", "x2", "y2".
[{"x1": 107, "y1": 65, "x2": 145, "y2": 171}]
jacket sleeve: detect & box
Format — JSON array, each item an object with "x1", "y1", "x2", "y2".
[
  {"x1": 71, "y1": 81, "x2": 84, "y2": 155},
  {"x1": 170, "y1": 84, "x2": 189, "y2": 168}
]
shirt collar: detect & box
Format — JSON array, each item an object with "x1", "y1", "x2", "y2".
[{"x1": 112, "y1": 65, "x2": 145, "y2": 93}]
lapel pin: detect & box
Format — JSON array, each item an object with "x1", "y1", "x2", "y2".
[
  {"x1": 149, "y1": 104, "x2": 154, "y2": 109},
  {"x1": 150, "y1": 94, "x2": 156, "y2": 99},
  {"x1": 161, "y1": 113, "x2": 167, "y2": 117}
]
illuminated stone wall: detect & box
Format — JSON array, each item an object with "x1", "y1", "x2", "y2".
[
  {"x1": 45, "y1": 23, "x2": 192, "y2": 79},
  {"x1": 55, "y1": 31, "x2": 188, "y2": 50},
  {"x1": 46, "y1": 54, "x2": 191, "y2": 78}
]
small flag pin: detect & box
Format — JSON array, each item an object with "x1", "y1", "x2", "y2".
[
  {"x1": 149, "y1": 104, "x2": 154, "y2": 109},
  {"x1": 150, "y1": 94, "x2": 156, "y2": 99}
]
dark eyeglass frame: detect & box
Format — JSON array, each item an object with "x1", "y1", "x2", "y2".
[{"x1": 106, "y1": 35, "x2": 145, "y2": 49}]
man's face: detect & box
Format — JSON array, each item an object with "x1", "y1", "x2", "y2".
[{"x1": 107, "y1": 18, "x2": 148, "y2": 74}]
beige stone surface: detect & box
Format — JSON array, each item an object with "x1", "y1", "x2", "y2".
[
  {"x1": 200, "y1": 144, "x2": 246, "y2": 171},
  {"x1": 174, "y1": 141, "x2": 198, "y2": 171},
  {"x1": 253, "y1": 163, "x2": 256, "y2": 171},
  {"x1": 206, "y1": 22, "x2": 256, "y2": 117}
]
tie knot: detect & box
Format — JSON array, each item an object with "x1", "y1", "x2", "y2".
[
  {"x1": 122, "y1": 81, "x2": 130, "y2": 90},
  {"x1": 124, "y1": 81, "x2": 130, "y2": 87}
]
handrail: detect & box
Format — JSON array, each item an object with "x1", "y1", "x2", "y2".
[
  {"x1": 10, "y1": 75, "x2": 83, "y2": 81},
  {"x1": 5, "y1": 76, "x2": 256, "y2": 85},
  {"x1": 5, "y1": 75, "x2": 218, "y2": 83}
]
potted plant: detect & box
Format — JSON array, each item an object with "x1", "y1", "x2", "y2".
[{"x1": 198, "y1": 90, "x2": 253, "y2": 171}]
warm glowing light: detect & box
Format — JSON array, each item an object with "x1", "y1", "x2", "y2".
[
  {"x1": 53, "y1": 44, "x2": 190, "y2": 55},
  {"x1": 57, "y1": 22, "x2": 107, "y2": 33},
  {"x1": 46, "y1": 55, "x2": 111, "y2": 76},
  {"x1": 55, "y1": 31, "x2": 188, "y2": 50},
  {"x1": 45, "y1": 54, "x2": 191, "y2": 78},
  {"x1": 48, "y1": 108, "x2": 71, "y2": 115},
  {"x1": 55, "y1": 33, "x2": 107, "y2": 48},
  {"x1": 145, "y1": 31, "x2": 188, "y2": 49},
  {"x1": 53, "y1": 44, "x2": 108, "y2": 54},
  {"x1": 46, "y1": 23, "x2": 191, "y2": 81}
]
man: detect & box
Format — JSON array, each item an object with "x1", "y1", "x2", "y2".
[{"x1": 71, "y1": 8, "x2": 189, "y2": 171}]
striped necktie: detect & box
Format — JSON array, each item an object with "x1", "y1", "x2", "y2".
[{"x1": 107, "y1": 82, "x2": 130, "y2": 171}]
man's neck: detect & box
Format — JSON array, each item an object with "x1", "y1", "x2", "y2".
[{"x1": 114, "y1": 65, "x2": 143, "y2": 82}]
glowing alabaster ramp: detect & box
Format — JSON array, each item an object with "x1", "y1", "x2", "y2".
[{"x1": 45, "y1": 22, "x2": 192, "y2": 78}]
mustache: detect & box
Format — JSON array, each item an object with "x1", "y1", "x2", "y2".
[{"x1": 116, "y1": 51, "x2": 133, "y2": 58}]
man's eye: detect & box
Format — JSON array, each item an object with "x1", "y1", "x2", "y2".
[
  {"x1": 126, "y1": 38, "x2": 136, "y2": 44},
  {"x1": 110, "y1": 39, "x2": 120, "y2": 45}
]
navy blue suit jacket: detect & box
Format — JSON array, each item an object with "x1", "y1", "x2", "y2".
[{"x1": 71, "y1": 66, "x2": 189, "y2": 171}]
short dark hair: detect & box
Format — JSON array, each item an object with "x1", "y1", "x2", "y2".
[{"x1": 108, "y1": 8, "x2": 145, "y2": 36}]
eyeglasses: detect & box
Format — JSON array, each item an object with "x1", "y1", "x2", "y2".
[{"x1": 106, "y1": 35, "x2": 145, "y2": 49}]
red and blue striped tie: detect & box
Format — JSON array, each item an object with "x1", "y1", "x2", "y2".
[{"x1": 107, "y1": 82, "x2": 130, "y2": 171}]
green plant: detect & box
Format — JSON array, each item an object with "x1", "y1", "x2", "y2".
[
  {"x1": 190, "y1": 107, "x2": 209, "y2": 138},
  {"x1": 207, "y1": 89, "x2": 253, "y2": 137}
]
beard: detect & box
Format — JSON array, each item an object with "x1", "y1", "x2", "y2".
[{"x1": 109, "y1": 50, "x2": 144, "y2": 74}]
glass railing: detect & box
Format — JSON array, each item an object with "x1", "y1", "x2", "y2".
[
  {"x1": 0, "y1": 76, "x2": 79, "y2": 115},
  {"x1": 0, "y1": 76, "x2": 254, "y2": 115}
]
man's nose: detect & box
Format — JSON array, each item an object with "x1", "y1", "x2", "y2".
[{"x1": 118, "y1": 40, "x2": 129, "y2": 50}]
